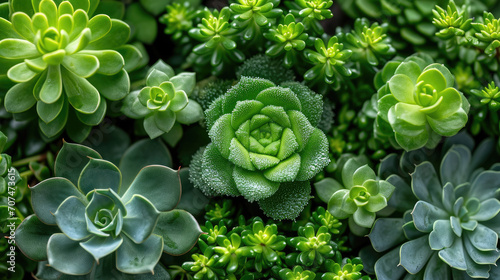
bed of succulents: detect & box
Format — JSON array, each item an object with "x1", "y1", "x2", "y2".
[{"x1": 2, "y1": 0, "x2": 500, "y2": 279}]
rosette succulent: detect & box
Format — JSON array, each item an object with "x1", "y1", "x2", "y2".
[
  {"x1": 229, "y1": 0, "x2": 282, "y2": 41},
  {"x1": 472, "y1": 12, "x2": 500, "y2": 55},
  {"x1": 375, "y1": 54, "x2": 470, "y2": 151},
  {"x1": 15, "y1": 142, "x2": 202, "y2": 278},
  {"x1": 288, "y1": 224, "x2": 335, "y2": 266},
  {"x1": 191, "y1": 76, "x2": 330, "y2": 220},
  {"x1": 0, "y1": 0, "x2": 141, "y2": 141},
  {"x1": 285, "y1": 0, "x2": 333, "y2": 35},
  {"x1": 122, "y1": 60, "x2": 203, "y2": 139},
  {"x1": 315, "y1": 159, "x2": 395, "y2": 234}
]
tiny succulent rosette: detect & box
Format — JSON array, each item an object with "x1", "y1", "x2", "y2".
[
  {"x1": 229, "y1": 0, "x2": 282, "y2": 41},
  {"x1": 123, "y1": 60, "x2": 203, "y2": 140},
  {"x1": 15, "y1": 142, "x2": 202, "y2": 278},
  {"x1": 470, "y1": 82, "x2": 500, "y2": 111},
  {"x1": 375, "y1": 54, "x2": 470, "y2": 151},
  {"x1": 289, "y1": 224, "x2": 335, "y2": 266},
  {"x1": 432, "y1": 0, "x2": 472, "y2": 40},
  {"x1": 191, "y1": 76, "x2": 330, "y2": 220},
  {"x1": 315, "y1": 158, "x2": 395, "y2": 234},
  {"x1": 0, "y1": 0, "x2": 141, "y2": 141},
  {"x1": 471, "y1": 12, "x2": 500, "y2": 55},
  {"x1": 279, "y1": 266, "x2": 316, "y2": 280},
  {"x1": 285, "y1": 0, "x2": 333, "y2": 35}
]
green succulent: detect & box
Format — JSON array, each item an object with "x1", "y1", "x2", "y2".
[
  {"x1": 278, "y1": 266, "x2": 316, "y2": 280},
  {"x1": 241, "y1": 221, "x2": 286, "y2": 272},
  {"x1": 470, "y1": 82, "x2": 500, "y2": 111},
  {"x1": 264, "y1": 14, "x2": 309, "y2": 67},
  {"x1": 432, "y1": 0, "x2": 472, "y2": 40},
  {"x1": 201, "y1": 221, "x2": 228, "y2": 245},
  {"x1": 285, "y1": 0, "x2": 333, "y2": 35},
  {"x1": 316, "y1": 159, "x2": 395, "y2": 233},
  {"x1": 229, "y1": 0, "x2": 282, "y2": 41},
  {"x1": 192, "y1": 79, "x2": 234, "y2": 111},
  {"x1": 0, "y1": 0, "x2": 141, "y2": 142},
  {"x1": 183, "y1": 247, "x2": 226, "y2": 280},
  {"x1": 303, "y1": 36, "x2": 353, "y2": 91},
  {"x1": 375, "y1": 54, "x2": 470, "y2": 151},
  {"x1": 204, "y1": 200, "x2": 237, "y2": 225},
  {"x1": 214, "y1": 233, "x2": 255, "y2": 274},
  {"x1": 322, "y1": 258, "x2": 368, "y2": 280},
  {"x1": 345, "y1": 18, "x2": 395, "y2": 66},
  {"x1": 161, "y1": 1, "x2": 199, "y2": 41},
  {"x1": 368, "y1": 137, "x2": 500, "y2": 279},
  {"x1": 310, "y1": 206, "x2": 342, "y2": 236},
  {"x1": 15, "y1": 142, "x2": 202, "y2": 278},
  {"x1": 289, "y1": 224, "x2": 335, "y2": 266},
  {"x1": 122, "y1": 60, "x2": 203, "y2": 139},
  {"x1": 472, "y1": 12, "x2": 500, "y2": 55},
  {"x1": 188, "y1": 7, "x2": 245, "y2": 75},
  {"x1": 190, "y1": 76, "x2": 329, "y2": 220}
]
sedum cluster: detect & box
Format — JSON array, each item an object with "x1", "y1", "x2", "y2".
[
  {"x1": 0, "y1": 0, "x2": 141, "y2": 142},
  {"x1": 190, "y1": 76, "x2": 330, "y2": 220}
]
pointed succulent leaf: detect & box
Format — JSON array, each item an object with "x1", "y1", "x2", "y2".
[{"x1": 154, "y1": 210, "x2": 203, "y2": 255}]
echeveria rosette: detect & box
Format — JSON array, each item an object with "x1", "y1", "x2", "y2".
[
  {"x1": 376, "y1": 55, "x2": 470, "y2": 151},
  {"x1": 15, "y1": 142, "x2": 202, "y2": 278},
  {"x1": 0, "y1": 0, "x2": 141, "y2": 142},
  {"x1": 319, "y1": 159, "x2": 394, "y2": 235},
  {"x1": 194, "y1": 76, "x2": 329, "y2": 220},
  {"x1": 122, "y1": 60, "x2": 203, "y2": 139}
]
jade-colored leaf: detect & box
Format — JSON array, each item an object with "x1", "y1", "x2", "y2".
[
  {"x1": 228, "y1": 138, "x2": 254, "y2": 170},
  {"x1": 209, "y1": 114, "x2": 235, "y2": 158},
  {"x1": 258, "y1": 181, "x2": 311, "y2": 220},
  {"x1": 54, "y1": 142, "x2": 102, "y2": 186},
  {"x1": 62, "y1": 53, "x2": 99, "y2": 78},
  {"x1": 125, "y1": 4, "x2": 157, "y2": 44},
  {"x1": 328, "y1": 189, "x2": 356, "y2": 219},
  {"x1": 76, "y1": 96, "x2": 106, "y2": 126},
  {"x1": 249, "y1": 153, "x2": 280, "y2": 170},
  {"x1": 15, "y1": 215, "x2": 60, "y2": 261},
  {"x1": 374, "y1": 247, "x2": 408, "y2": 280},
  {"x1": 146, "y1": 69, "x2": 169, "y2": 87},
  {"x1": 170, "y1": 73, "x2": 196, "y2": 96},
  {"x1": 233, "y1": 166, "x2": 280, "y2": 201},
  {"x1": 389, "y1": 102, "x2": 426, "y2": 128},
  {"x1": 412, "y1": 201, "x2": 449, "y2": 232},
  {"x1": 54, "y1": 196, "x2": 90, "y2": 241},
  {"x1": 467, "y1": 224, "x2": 498, "y2": 251},
  {"x1": 117, "y1": 44, "x2": 142, "y2": 72},
  {"x1": 394, "y1": 130, "x2": 429, "y2": 151},
  {"x1": 263, "y1": 153, "x2": 301, "y2": 182},
  {"x1": 411, "y1": 162, "x2": 442, "y2": 204},
  {"x1": 423, "y1": 63, "x2": 455, "y2": 87},
  {"x1": 122, "y1": 165, "x2": 180, "y2": 212},
  {"x1": 7, "y1": 62, "x2": 38, "y2": 82},
  {"x1": 260, "y1": 105, "x2": 291, "y2": 128},
  {"x1": 0, "y1": 39, "x2": 39, "y2": 59},
  {"x1": 368, "y1": 218, "x2": 406, "y2": 252},
  {"x1": 88, "y1": 70, "x2": 129, "y2": 101},
  {"x1": 231, "y1": 100, "x2": 265, "y2": 129},
  {"x1": 256, "y1": 87, "x2": 302, "y2": 111},
  {"x1": 65, "y1": 28, "x2": 92, "y2": 55},
  {"x1": 276, "y1": 127, "x2": 299, "y2": 160},
  {"x1": 342, "y1": 158, "x2": 362, "y2": 188},
  {"x1": 438, "y1": 238, "x2": 467, "y2": 270},
  {"x1": 470, "y1": 199, "x2": 500, "y2": 221},
  {"x1": 389, "y1": 74, "x2": 415, "y2": 104},
  {"x1": 154, "y1": 210, "x2": 203, "y2": 255},
  {"x1": 427, "y1": 110, "x2": 467, "y2": 137},
  {"x1": 313, "y1": 178, "x2": 343, "y2": 203},
  {"x1": 47, "y1": 233, "x2": 95, "y2": 275},
  {"x1": 144, "y1": 115, "x2": 163, "y2": 138},
  {"x1": 78, "y1": 158, "x2": 121, "y2": 194},
  {"x1": 154, "y1": 109, "x2": 176, "y2": 133},
  {"x1": 288, "y1": 110, "x2": 314, "y2": 151},
  {"x1": 80, "y1": 50, "x2": 124, "y2": 75},
  {"x1": 175, "y1": 100, "x2": 203, "y2": 125},
  {"x1": 429, "y1": 220, "x2": 454, "y2": 250},
  {"x1": 0, "y1": 17, "x2": 22, "y2": 40},
  {"x1": 37, "y1": 95, "x2": 65, "y2": 123},
  {"x1": 80, "y1": 235, "x2": 123, "y2": 263},
  {"x1": 88, "y1": 14, "x2": 112, "y2": 42},
  {"x1": 122, "y1": 195, "x2": 160, "y2": 244},
  {"x1": 116, "y1": 234, "x2": 163, "y2": 274},
  {"x1": 352, "y1": 165, "x2": 377, "y2": 186},
  {"x1": 365, "y1": 194, "x2": 388, "y2": 212},
  {"x1": 353, "y1": 207, "x2": 376, "y2": 228},
  {"x1": 469, "y1": 171, "x2": 500, "y2": 201},
  {"x1": 399, "y1": 236, "x2": 434, "y2": 274},
  {"x1": 31, "y1": 178, "x2": 86, "y2": 225},
  {"x1": 40, "y1": 65, "x2": 63, "y2": 104},
  {"x1": 61, "y1": 67, "x2": 100, "y2": 114},
  {"x1": 417, "y1": 69, "x2": 446, "y2": 93},
  {"x1": 464, "y1": 234, "x2": 500, "y2": 265},
  {"x1": 201, "y1": 143, "x2": 240, "y2": 197},
  {"x1": 87, "y1": 19, "x2": 130, "y2": 50},
  {"x1": 170, "y1": 90, "x2": 189, "y2": 112},
  {"x1": 4, "y1": 78, "x2": 37, "y2": 113}
]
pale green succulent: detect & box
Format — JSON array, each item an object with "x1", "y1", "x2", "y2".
[
  {"x1": 0, "y1": 0, "x2": 141, "y2": 142},
  {"x1": 15, "y1": 142, "x2": 201, "y2": 278}
]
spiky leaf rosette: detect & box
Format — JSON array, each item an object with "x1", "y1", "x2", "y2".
[
  {"x1": 122, "y1": 60, "x2": 204, "y2": 139},
  {"x1": 191, "y1": 76, "x2": 329, "y2": 220},
  {"x1": 375, "y1": 54, "x2": 470, "y2": 151},
  {"x1": 368, "y1": 137, "x2": 500, "y2": 280},
  {"x1": 15, "y1": 142, "x2": 201, "y2": 278},
  {"x1": 0, "y1": 0, "x2": 141, "y2": 142}
]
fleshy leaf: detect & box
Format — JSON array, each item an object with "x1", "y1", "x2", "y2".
[
  {"x1": 78, "y1": 158, "x2": 121, "y2": 195},
  {"x1": 154, "y1": 210, "x2": 203, "y2": 255},
  {"x1": 122, "y1": 195, "x2": 160, "y2": 244},
  {"x1": 116, "y1": 234, "x2": 163, "y2": 274},
  {"x1": 233, "y1": 166, "x2": 280, "y2": 201},
  {"x1": 47, "y1": 233, "x2": 95, "y2": 275},
  {"x1": 54, "y1": 196, "x2": 90, "y2": 241},
  {"x1": 15, "y1": 215, "x2": 60, "y2": 261}
]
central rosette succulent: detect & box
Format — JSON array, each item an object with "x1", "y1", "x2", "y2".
[
  {"x1": 191, "y1": 77, "x2": 329, "y2": 220},
  {"x1": 0, "y1": 0, "x2": 140, "y2": 142},
  {"x1": 375, "y1": 54, "x2": 470, "y2": 150},
  {"x1": 15, "y1": 142, "x2": 201, "y2": 278}
]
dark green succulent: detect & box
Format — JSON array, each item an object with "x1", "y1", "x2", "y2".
[
  {"x1": 230, "y1": 0, "x2": 282, "y2": 41},
  {"x1": 285, "y1": 0, "x2": 333, "y2": 35},
  {"x1": 0, "y1": 0, "x2": 141, "y2": 142},
  {"x1": 190, "y1": 76, "x2": 329, "y2": 220},
  {"x1": 15, "y1": 142, "x2": 202, "y2": 278},
  {"x1": 122, "y1": 60, "x2": 203, "y2": 139},
  {"x1": 264, "y1": 14, "x2": 308, "y2": 67},
  {"x1": 432, "y1": 0, "x2": 472, "y2": 41},
  {"x1": 278, "y1": 266, "x2": 316, "y2": 280},
  {"x1": 161, "y1": 1, "x2": 199, "y2": 41},
  {"x1": 288, "y1": 224, "x2": 335, "y2": 266},
  {"x1": 472, "y1": 11, "x2": 500, "y2": 55},
  {"x1": 375, "y1": 54, "x2": 470, "y2": 151},
  {"x1": 322, "y1": 258, "x2": 369, "y2": 280}
]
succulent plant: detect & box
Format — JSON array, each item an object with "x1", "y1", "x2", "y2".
[
  {"x1": 309, "y1": 206, "x2": 342, "y2": 236},
  {"x1": 161, "y1": 1, "x2": 199, "y2": 41},
  {"x1": 188, "y1": 7, "x2": 245, "y2": 75},
  {"x1": 472, "y1": 11, "x2": 500, "y2": 55},
  {"x1": 375, "y1": 54, "x2": 470, "y2": 151},
  {"x1": 315, "y1": 158, "x2": 395, "y2": 233},
  {"x1": 288, "y1": 224, "x2": 335, "y2": 266},
  {"x1": 182, "y1": 247, "x2": 226, "y2": 280},
  {"x1": 0, "y1": 0, "x2": 141, "y2": 142},
  {"x1": 122, "y1": 60, "x2": 203, "y2": 139},
  {"x1": 345, "y1": 18, "x2": 395, "y2": 66},
  {"x1": 322, "y1": 258, "x2": 369, "y2": 280},
  {"x1": 214, "y1": 233, "x2": 255, "y2": 274},
  {"x1": 432, "y1": 0, "x2": 472, "y2": 41},
  {"x1": 15, "y1": 142, "x2": 202, "y2": 278},
  {"x1": 285, "y1": 0, "x2": 333, "y2": 35},
  {"x1": 278, "y1": 266, "x2": 316, "y2": 280},
  {"x1": 368, "y1": 136, "x2": 500, "y2": 279},
  {"x1": 236, "y1": 54, "x2": 296, "y2": 85},
  {"x1": 303, "y1": 36, "x2": 353, "y2": 91},
  {"x1": 190, "y1": 76, "x2": 329, "y2": 220},
  {"x1": 229, "y1": 0, "x2": 282, "y2": 41},
  {"x1": 264, "y1": 14, "x2": 309, "y2": 67},
  {"x1": 470, "y1": 82, "x2": 500, "y2": 111}
]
